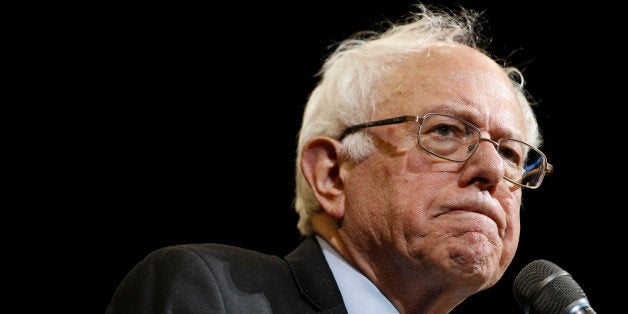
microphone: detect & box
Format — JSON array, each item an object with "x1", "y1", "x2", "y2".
[{"x1": 512, "y1": 259, "x2": 596, "y2": 314}]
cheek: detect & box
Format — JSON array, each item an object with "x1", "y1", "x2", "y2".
[
  {"x1": 391, "y1": 162, "x2": 445, "y2": 241},
  {"x1": 497, "y1": 190, "x2": 522, "y2": 267},
  {"x1": 406, "y1": 148, "x2": 462, "y2": 175},
  {"x1": 342, "y1": 161, "x2": 396, "y2": 233},
  {"x1": 344, "y1": 156, "x2": 432, "y2": 241},
  {"x1": 403, "y1": 152, "x2": 460, "y2": 203}
]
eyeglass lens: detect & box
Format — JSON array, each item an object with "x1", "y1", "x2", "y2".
[{"x1": 418, "y1": 114, "x2": 545, "y2": 187}]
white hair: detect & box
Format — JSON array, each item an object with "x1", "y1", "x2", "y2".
[{"x1": 294, "y1": 4, "x2": 541, "y2": 236}]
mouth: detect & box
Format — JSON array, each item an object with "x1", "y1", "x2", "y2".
[{"x1": 436, "y1": 206, "x2": 505, "y2": 240}]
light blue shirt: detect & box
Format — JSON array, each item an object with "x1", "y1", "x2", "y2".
[{"x1": 316, "y1": 236, "x2": 399, "y2": 314}]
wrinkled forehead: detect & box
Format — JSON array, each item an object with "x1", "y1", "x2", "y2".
[{"x1": 375, "y1": 43, "x2": 525, "y2": 139}]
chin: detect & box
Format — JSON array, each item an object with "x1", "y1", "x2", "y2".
[{"x1": 446, "y1": 239, "x2": 501, "y2": 284}]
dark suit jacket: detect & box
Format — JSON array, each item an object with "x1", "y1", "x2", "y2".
[{"x1": 106, "y1": 234, "x2": 348, "y2": 313}]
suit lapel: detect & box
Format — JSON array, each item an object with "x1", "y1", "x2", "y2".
[{"x1": 285, "y1": 235, "x2": 347, "y2": 313}]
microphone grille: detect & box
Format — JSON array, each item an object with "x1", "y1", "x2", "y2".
[{"x1": 513, "y1": 259, "x2": 588, "y2": 314}]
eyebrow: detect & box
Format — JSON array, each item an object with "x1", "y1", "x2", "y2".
[{"x1": 420, "y1": 106, "x2": 522, "y2": 140}]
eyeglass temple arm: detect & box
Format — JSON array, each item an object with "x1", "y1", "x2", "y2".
[
  {"x1": 545, "y1": 163, "x2": 554, "y2": 174},
  {"x1": 338, "y1": 115, "x2": 419, "y2": 140}
]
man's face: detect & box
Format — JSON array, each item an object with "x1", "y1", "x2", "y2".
[{"x1": 338, "y1": 43, "x2": 526, "y2": 291}]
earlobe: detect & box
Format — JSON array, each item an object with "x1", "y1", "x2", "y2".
[{"x1": 300, "y1": 137, "x2": 345, "y2": 220}]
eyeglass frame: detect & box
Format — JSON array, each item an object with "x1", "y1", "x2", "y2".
[{"x1": 337, "y1": 113, "x2": 553, "y2": 189}]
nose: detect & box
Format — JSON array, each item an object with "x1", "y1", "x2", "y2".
[
  {"x1": 459, "y1": 137, "x2": 506, "y2": 190},
  {"x1": 478, "y1": 137, "x2": 499, "y2": 150}
]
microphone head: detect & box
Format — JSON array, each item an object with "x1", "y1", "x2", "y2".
[{"x1": 513, "y1": 259, "x2": 589, "y2": 314}]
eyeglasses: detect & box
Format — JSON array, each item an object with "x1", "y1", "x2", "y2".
[{"x1": 338, "y1": 113, "x2": 553, "y2": 189}]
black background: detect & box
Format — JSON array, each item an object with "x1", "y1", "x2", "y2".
[{"x1": 81, "y1": 1, "x2": 620, "y2": 312}]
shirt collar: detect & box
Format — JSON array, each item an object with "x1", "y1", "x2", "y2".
[{"x1": 316, "y1": 235, "x2": 399, "y2": 314}]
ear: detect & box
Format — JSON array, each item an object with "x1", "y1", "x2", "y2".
[{"x1": 300, "y1": 137, "x2": 345, "y2": 220}]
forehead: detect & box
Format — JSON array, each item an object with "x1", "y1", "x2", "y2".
[{"x1": 376, "y1": 43, "x2": 526, "y2": 138}]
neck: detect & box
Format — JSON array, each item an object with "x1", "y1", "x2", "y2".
[
  {"x1": 311, "y1": 212, "x2": 353, "y2": 264},
  {"x1": 311, "y1": 212, "x2": 479, "y2": 314}
]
